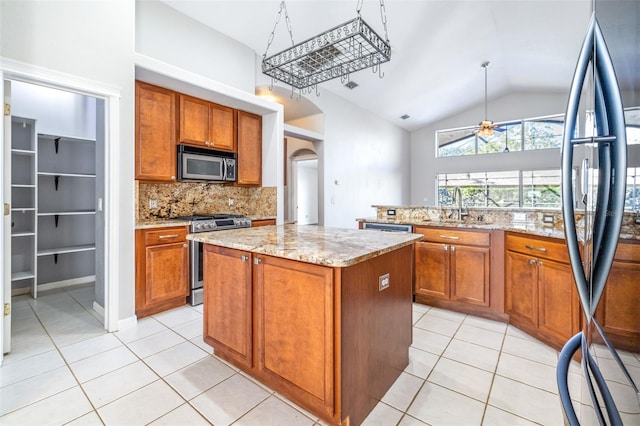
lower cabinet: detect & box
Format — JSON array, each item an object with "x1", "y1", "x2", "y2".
[
  {"x1": 413, "y1": 227, "x2": 501, "y2": 318},
  {"x1": 251, "y1": 218, "x2": 276, "y2": 227},
  {"x1": 595, "y1": 241, "x2": 640, "y2": 352},
  {"x1": 505, "y1": 232, "x2": 580, "y2": 349},
  {"x1": 135, "y1": 226, "x2": 189, "y2": 318}
]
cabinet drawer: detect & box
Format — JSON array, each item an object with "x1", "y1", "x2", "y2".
[
  {"x1": 505, "y1": 233, "x2": 569, "y2": 263},
  {"x1": 414, "y1": 227, "x2": 490, "y2": 247},
  {"x1": 614, "y1": 241, "x2": 640, "y2": 262},
  {"x1": 144, "y1": 227, "x2": 188, "y2": 246}
]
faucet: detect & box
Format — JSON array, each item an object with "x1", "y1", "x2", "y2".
[{"x1": 453, "y1": 186, "x2": 468, "y2": 220}]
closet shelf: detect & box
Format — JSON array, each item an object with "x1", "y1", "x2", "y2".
[
  {"x1": 11, "y1": 207, "x2": 36, "y2": 212},
  {"x1": 11, "y1": 184, "x2": 36, "y2": 188},
  {"x1": 37, "y1": 244, "x2": 95, "y2": 256},
  {"x1": 37, "y1": 172, "x2": 96, "y2": 178},
  {"x1": 11, "y1": 148, "x2": 36, "y2": 155},
  {"x1": 12, "y1": 232, "x2": 36, "y2": 237},
  {"x1": 38, "y1": 211, "x2": 96, "y2": 216},
  {"x1": 39, "y1": 133, "x2": 95, "y2": 144},
  {"x1": 11, "y1": 271, "x2": 36, "y2": 282}
]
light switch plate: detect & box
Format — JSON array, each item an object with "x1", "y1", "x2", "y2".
[
  {"x1": 379, "y1": 273, "x2": 390, "y2": 291},
  {"x1": 149, "y1": 199, "x2": 158, "y2": 209},
  {"x1": 387, "y1": 209, "x2": 396, "y2": 216},
  {"x1": 543, "y1": 214, "x2": 555, "y2": 224},
  {"x1": 512, "y1": 212, "x2": 527, "y2": 222}
]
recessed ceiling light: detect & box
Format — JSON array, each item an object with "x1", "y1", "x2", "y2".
[
  {"x1": 400, "y1": 114, "x2": 410, "y2": 120},
  {"x1": 344, "y1": 81, "x2": 358, "y2": 89}
]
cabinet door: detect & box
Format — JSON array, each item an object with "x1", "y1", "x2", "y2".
[
  {"x1": 254, "y1": 255, "x2": 335, "y2": 417},
  {"x1": 414, "y1": 241, "x2": 449, "y2": 299},
  {"x1": 135, "y1": 81, "x2": 177, "y2": 181},
  {"x1": 505, "y1": 250, "x2": 538, "y2": 328},
  {"x1": 451, "y1": 245, "x2": 490, "y2": 307},
  {"x1": 597, "y1": 259, "x2": 640, "y2": 350},
  {"x1": 237, "y1": 111, "x2": 262, "y2": 186},
  {"x1": 203, "y1": 245, "x2": 253, "y2": 369},
  {"x1": 538, "y1": 258, "x2": 580, "y2": 344},
  {"x1": 209, "y1": 103, "x2": 236, "y2": 152},
  {"x1": 179, "y1": 95, "x2": 210, "y2": 148},
  {"x1": 145, "y1": 241, "x2": 189, "y2": 306}
]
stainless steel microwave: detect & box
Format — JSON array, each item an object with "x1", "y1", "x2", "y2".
[{"x1": 177, "y1": 145, "x2": 237, "y2": 182}]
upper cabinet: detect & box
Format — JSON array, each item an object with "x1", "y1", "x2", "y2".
[
  {"x1": 135, "y1": 81, "x2": 177, "y2": 182},
  {"x1": 237, "y1": 111, "x2": 262, "y2": 186},
  {"x1": 135, "y1": 81, "x2": 262, "y2": 185},
  {"x1": 179, "y1": 95, "x2": 236, "y2": 152}
]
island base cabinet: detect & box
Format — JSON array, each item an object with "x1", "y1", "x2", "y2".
[
  {"x1": 203, "y1": 245, "x2": 253, "y2": 370},
  {"x1": 202, "y1": 243, "x2": 414, "y2": 426},
  {"x1": 254, "y1": 256, "x2": 335, "y2": 418}
]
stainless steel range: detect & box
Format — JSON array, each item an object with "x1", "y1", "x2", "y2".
[{"x1": 175, "y1": 213, "x2": 251, "y2": 305}]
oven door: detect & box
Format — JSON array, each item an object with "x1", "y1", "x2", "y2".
[
  {"x1": 189, "y1": 239, "x2": 204, "y2": 306},
  {"x1": 180, "y1": 152, "x2": 226, "y2": 181}
]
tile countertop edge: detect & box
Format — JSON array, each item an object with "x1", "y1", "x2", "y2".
[{"x1": 187, "y1": 224, "x2": 423, "y2": 267}]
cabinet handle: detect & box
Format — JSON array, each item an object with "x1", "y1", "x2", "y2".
[
  {"x1": 183, "y1": 244, "x2": 188, "y2": 248},
  {"x1": 529, "y1": 259, "x2": 536, "y2": 265},
  {"x1": 538, "y1": 260, "x2": 543, "y2": 266},
  {"x1": 443, "y1": 244, "x2": 449, "y2": 251},
  {"x1": 241, "y1": 255, "x2": 248, "y2": 262},
  {"x1": 159, "y1": 234, "x2": 179, "y2": 239},
  {"x1": 439, "y1": 235, "x2": 460, "y2": 240},
  {"x1": 254, "y1": 257, "x2": 262, "y2": 264},
  {"x1": 171, "y1": 176, "x2": 176, "y2": 180},
  {"x1": 525, "y1": 244, "x2": 547, "y2": 252},
  {"x1": 451, "y1": 246, "x2": 456, "y2": 252}
]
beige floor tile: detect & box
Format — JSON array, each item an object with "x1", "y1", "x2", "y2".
[
  {"x1": 412, "y1": 327, "x2": 451, "y2": 356},
  {"x1": 114, "y1": 316, "x2": 167, "y2": 343},
  {"x1": 59, "y1": 332, "x2": 123, "y2": 364},
  {"x1": 404, "y1": 346, "x2": 439, "y2": 379},
  {"x1": 412, "y1": 303, "x2": 430, "y2": 314},
  {"x1": 144, "y1": 341, "x2": 208, "y2": 377},
  {"x1": 164, "y1": 356, "x2": 235, "y2": 400},
  {"x1": 235, "y1": 395, "x2": 316, "y2": 425},
  {"x1": 463, "y1": 315, "x2": 508, "y2": 334},
  {"x1": 172, "y1": 318, "x2": 204, "y2": 340},
  {"x1": 407, "y1": 382, "x2": 485, "y2": 425},
  {"x1": 0, "y1": 333, "x2": 56, "y2": 366},
  {"x1": 0, "y1": 349, "x2": 65, "y2": 387},
  {"x1": 0, "y1": 386, "x2": 93, "y2": 426},
  {"x1": 425, "y1": 306, "x2": 467, "y2": 322},
  {"x1": 361, "y1": 402, "x2": 404, "y2": 426},
  {"x1": 501, "y1": 333, "x2": 558, "y2": 366},
  {"x1": 455, "y1": 323, "x2": 505, "y2": 350},
  {"x1": 69, "y1": 345, "x2": 138, "y2": 383},
  {"x1": 428, "y1": 357, "x2": 494, "y2": 402},
  {"x1": 190, "y1": 374, "x2": 270, "y2": 425},
  {"x1": 488, "y1": 375, "x2": 564, "y2": 425},
  {"x1": 496, "y1": 352, "x2": 558, "y2": 393},
  {"x1": 149, "y1": 403, "x2": 211, "y2": 425},
  {"x1": 126, "y1": 328, "x2": 186, "y2": 358},
  {"x1": 482, "y1": 405, "x2": 538, "y2": 425},
  {"x1": 82, "y1": 361, "x2": 158, "y2": 408},
  {"x1": 97, "y1": 380, "x2": 184, "y2": 425},
  {"x1": 412, "y1": 310, "x2": 425, "y2": 325},
  {"x1": 381, "y1": 372, "x2": 424, "y2": 411},
  {"x1": 0, "y1": 366, "x2": 77, "y2": 415},
  {"x1": 414, "y1": 314, "x2": 461, "y2": 337},
  {"x1": 65, "y1": 410, "x2": 104, "y2": 425},
  {"x1": 397, "y1": 414, "x2": 429, "y2": 425},
  {"x1": 152, "y1": 305, "x2": 203, "y2": 328},
  {"x1": 442, "y1": 338, "x2": 500, "y2": 372}
]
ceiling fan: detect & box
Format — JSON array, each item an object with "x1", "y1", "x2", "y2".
[{"x1": 476, "y1": 61, "x2": 498, "y2": 138}]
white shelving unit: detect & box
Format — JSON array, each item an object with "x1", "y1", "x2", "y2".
[
  {"x1": 37, "y1": 133, "x2": 97, "y2": 288},
  {"x1": 10, "y1": 117, "x2": 38, "y2": 296}
]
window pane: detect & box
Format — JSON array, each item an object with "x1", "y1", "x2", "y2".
[
  {"x1": 522, "y1": 170, "x2": 562, "y2": 208},
  {"x1": 625, "y1": 108, "x2": 640, "y2": 145},
  {"x1": 478, "y1": 122, "x2": 522, "y2": 154},
  {"x1": 626, "y1": 167, "x2": 640, "y2": 211},
  {"x1": 524, "y1": 116, "x2": 564, "y2": 150},
  {"x1": 437, "y1": 171, "x2": 520, "y2": 208},
  {"x1": 437, "y1": 127, "x2": 477, "y2": 157}
]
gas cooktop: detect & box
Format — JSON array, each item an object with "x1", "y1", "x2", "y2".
[
  {"x1": 174, "y1": 213, "x2": 251, "y2": 232},
  {"x1": 173, "y1": 213, "x2": 245, "y2": 221}
]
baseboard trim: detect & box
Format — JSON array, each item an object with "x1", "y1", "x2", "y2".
[
  {"x1": 92, "y1": 301, "x2": 105, "y2": 318},
  {"x1": 38, "y1": 276, "x2": 96, "y2": 292}
]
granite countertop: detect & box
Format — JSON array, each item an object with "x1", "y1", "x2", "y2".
[
  {"x1": 135, "y1": 219, "x2": 191, "y2": 230},
  {"x1": 356, "y1": 217, "x2": 640, "y2": 241},
  {"x1": 187, "y1": 224, "x2": 423, "y2": 267}
]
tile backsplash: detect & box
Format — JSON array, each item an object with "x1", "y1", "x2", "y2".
[{"x1": 137, "y1": 181, "x2": 276, "y2": 220}]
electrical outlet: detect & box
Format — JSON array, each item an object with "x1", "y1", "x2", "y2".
[
  {"x1": 149, "y1": 199, "x2": 158, "y2": 209},
  {"x1": 513, "y1": 212, "x2": 527, "y2": 222},
  {"x1": 228, "y1": 198, "x2": 234, "y2": 206},
  {"x1": 387, "y1": 209, "x2": 396, "y2": 216},
  {"x1": 379, "y1": 273, "x2": 390, "y2": 291},
  {"x1": 543, "y1": 214, "x2": 555, "y2": 224}
]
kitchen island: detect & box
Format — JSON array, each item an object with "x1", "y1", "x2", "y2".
[{"x1": 188, "y1": 224, "x2": 422, "y2": 426}]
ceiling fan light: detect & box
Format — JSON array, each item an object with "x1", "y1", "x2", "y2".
[{"x1": 478, "y1": 120, "x2": 495, "y2": 137}]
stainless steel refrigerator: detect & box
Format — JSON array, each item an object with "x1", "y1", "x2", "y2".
[{"x1": 558, "y1": 1, "x2": 639, "y2": 424}]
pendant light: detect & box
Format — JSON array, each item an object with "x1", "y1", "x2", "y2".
[{"x1": 477, "y1": 61, "x2": 495, "y2": 137}]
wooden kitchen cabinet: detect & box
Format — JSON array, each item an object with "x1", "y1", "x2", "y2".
[
  {"x1": 135, "y1": 81, "x2": 177, "y2": 182},
  {"x1": 236, "y1": 111, "x2": 262, "y2": 186},
  {"x1": 179, "y1": 95, "x2": 236, "y2": 152},
  {"x1": 203, "y1": 245, "x2": 253, "y2": 369},
  {"x1": 135, "y1": 226, "x2": 189, "y2": 318},
  {"x1": 251, "y1": 219, "x2": 276, "y2": 227},
  {"x1": 505, "y1": 232, "x2": 580, "y2": 350},
  {"x1": 414, "y1": 227, "x2": 492, "y2": 312},
  {"x1": 595, "y1": 240, "x2": 640, "y2": 352}
]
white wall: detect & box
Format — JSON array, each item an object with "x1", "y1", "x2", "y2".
[
  {"x1": 136, "y1": 1, "x2": 255, "y2": 94},
  {"x1": 410, "y1": 91, "x2": 569, "y2": 206},
  {"x1": 1, "y1": 0, "x2": 136, "y2": 322},
  {"x1": 310, "y1": 89, "x2": 411, "y2": 229},
  {"x1": 295, "y1": 159, "x2": 319, "y2": 225},
  {"x1": 10, "y1": 81, "x2": 96, "y2": 140}
]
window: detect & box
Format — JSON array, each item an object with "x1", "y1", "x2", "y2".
[
  {"x1": 437, "y1": 169, "x2": 564, "y2": 209},
  {"x1": 437, "y1": 114, "x2": 564, "y2": 158}
]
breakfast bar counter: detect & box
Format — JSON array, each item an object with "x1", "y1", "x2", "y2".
[{"x1": 189, "y1": 225, "x2": 422, "y2": 425}]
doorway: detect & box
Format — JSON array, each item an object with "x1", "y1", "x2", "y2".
[
  {"x1": 2, "y1": 78, "x2": 107, "y2": 358},
  {"x1": 293, "y1": 157, "x2": 319, "y2": 225}
]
